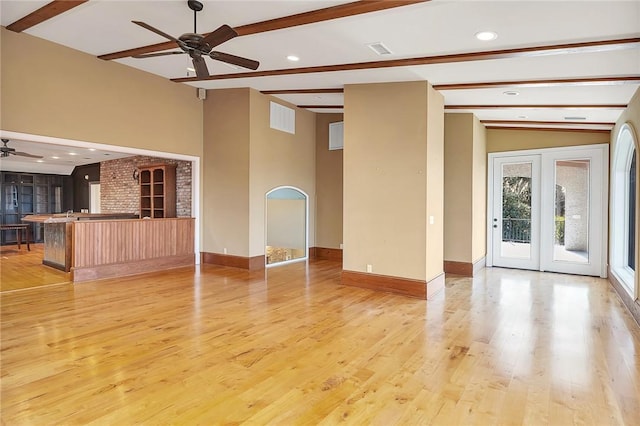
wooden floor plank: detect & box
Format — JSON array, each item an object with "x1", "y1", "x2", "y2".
[{"x1": 1, "y1": 259, "x2": 639, "y2": 424}]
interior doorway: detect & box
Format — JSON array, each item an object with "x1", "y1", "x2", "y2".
[
  {"x1": 487, "y1": 144, "x2": 608, "y2": 277},
  {"x1": 89, "y1": 182, "x2": 101, "y2": 213},
  {"x1": 265, "y1": 186, "x2": 308, "y2": 266}
]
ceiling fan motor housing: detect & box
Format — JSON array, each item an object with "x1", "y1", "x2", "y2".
[{"x1": 179, "y1": 33, "x2": 211, "y2": 53}]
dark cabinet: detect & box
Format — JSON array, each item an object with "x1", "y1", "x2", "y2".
[{"x1": 0, "y1": 172, "x2": 69, "y2": 245}]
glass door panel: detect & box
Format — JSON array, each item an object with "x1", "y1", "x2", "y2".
[
  {"x1": 553, "y1": 160, "x2": 590, "y2": 263},
  {"x1": 491, "y1": 155, "x2": 541, "y2": 270},
  {"x1": 501, "y1": 162, "x2": 533, "y2": 260}
]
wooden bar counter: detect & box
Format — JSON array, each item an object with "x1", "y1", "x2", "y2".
[{"x1": 22, "y1": 214, "x2": 195, "y2": 281}]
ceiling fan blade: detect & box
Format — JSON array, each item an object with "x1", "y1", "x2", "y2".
[
  {"x1": 13, "y1": 152, "x2": 43, "y2": 159},
  {"x1": 192, "y1": 55, "x2": 209, "y2": 78},
  {"x1": 202, "y1": 24, "x2": 238, "y2": 49},
  {"x1": 134, "y1": 51, "x2": 186, "y2": 59},
  {"x1": 132, "y1": 21, "x2": 181, "y2": 45},
  {"x1": 210, "y1": 51, "x2": 259, "y2": 70}
]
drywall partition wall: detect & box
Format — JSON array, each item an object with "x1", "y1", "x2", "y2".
[
  {"x1": 266, "y1": 199, "x2": 306, "y2": 248},
  {"x1": 444, "y1": 114, "x2": 474, "y2": 263},
  {"x1": 316, "y1": 113, "x2": 344, "y2": 250},
  {"x1": 425, "y1": 84, "x2": 445, "y2": 283},
  {"x1": 1, "y1": 28, "x2": 203, "y2": 157},
  {"x1": 248, "y1": 90, "x2": 316, "y2": 258},
  {"x1": 343, "y1": 81, "x2": 444, "y2": 286},
  {"x1": 487, "y1": 128, "x2": 608, "y2": 153},
  {"x1": 472, "y1": 115, "x2": 488, "y2": 263},
  {"x1": 202, "y1": 88, "x2": 251, "y2": 257},
  {"x1": 443, "y1": 113, "x2": 488, "y2": 269}
]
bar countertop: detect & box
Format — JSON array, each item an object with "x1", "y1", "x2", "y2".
[{"x1": 22, "y1": 213, "x2": 139, "y2": 223}]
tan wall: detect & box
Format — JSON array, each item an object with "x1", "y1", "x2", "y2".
[
  {"x1": 266, "y1": 199, "x2": 306, "y2": 249},
  {"x1": 611, "y1": 87, "x2": 640, "y2": 297},
  {"x1": 444, "y1": 114, "x2": 473, "y2": 262},
  {"x1": 487, "y1": 128, "x2": 608, "y2": 153},
  {"x1": 248, "y1": 90, "x2": 316, "y2": 257},
  {"x1": 202, "y1": 88, "x2": 250, "y2": 256},
  {"x1": 472, "y1": 115, "x2": 487, "y2": 262},
  {"x1": 1, "y1": 28, "x2": 202, "y2": 157},
  {"x1": 315, "y1": 113, "x2": 344, "y2": 249},
  {"x1": 344, "y1": 81, "x2": 435, "y2": 281},
  {"x1": 426, "y1": 84, "x2": 445, "y2": 281}
]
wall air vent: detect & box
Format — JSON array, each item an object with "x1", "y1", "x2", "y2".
[
  {"x1": 564, "y1": 116, "x2": 587, "y2": 120},
  {"x1": 270, "y1": 101, "x2": 295, "y2": 134},
  {"x1": 367, "y1": 42, "x2": 392, "y2": 56}
]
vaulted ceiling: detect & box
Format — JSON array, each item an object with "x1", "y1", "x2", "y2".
[{"x1": 2, "y1": 0, "x2": 639, "y2": 134}]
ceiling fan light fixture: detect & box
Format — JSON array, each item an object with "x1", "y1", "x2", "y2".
[{"x1": 475, "y1": 31, "x2": 498, "y2": 41}]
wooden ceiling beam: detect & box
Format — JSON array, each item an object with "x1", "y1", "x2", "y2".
[
  {"x1": 6, "y1": 0, "x2": 88, "y2": 33},
  {"x1": 261, "y1": 76, "x2": 640, "y2": 94},
  {"x1": 173, "y1": 37, "x2": 640, "y2": 82},
  {"x1": 446, "y1": 104, "x2": 627, "y2": 110},
  {"x1": 484, "y1": 126, "x2": 610, "y2": 134},
  {"x1": 296, "y1": 105, "x2": 344, "y2": 109},
  {"x1": 434, "y1": 76, "x2": 640, "y2": 90},
  {"x1": 262, "y1": 88, "x2": 344, "y2": 95},
  {"x1": 480, "y1": 120, "x2": 614, "y2": 126},
  {"x1": 98, "y1": 0, "x2": 428, "y2": 61}
]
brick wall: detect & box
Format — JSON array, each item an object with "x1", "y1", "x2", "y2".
[{"x1": 100, "y1": 156, "x2": 192, "y2": 217}]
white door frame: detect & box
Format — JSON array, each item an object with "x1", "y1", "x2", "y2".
[{"x1": 487, "y1": 144, "x2": 609, "y2": 277}]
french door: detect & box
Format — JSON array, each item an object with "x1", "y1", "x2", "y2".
[{"x1": 487, "y1": 145, "x2": 608, "y2": 277}]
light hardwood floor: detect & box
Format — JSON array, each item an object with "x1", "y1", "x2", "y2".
[
  {"x1": 1, "y1": 243, "x2": 70, "y2": 291},
  {"x1": 1, "y1": 260, "x2": 639, "y2": 424}
]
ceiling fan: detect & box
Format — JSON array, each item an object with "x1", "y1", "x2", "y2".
[
  {"x1": 132, "y1": 0, "x2": 259, "y2": 78},
  {"x1": 1, "y1": 139, "x2": 43, "y2": 159}
]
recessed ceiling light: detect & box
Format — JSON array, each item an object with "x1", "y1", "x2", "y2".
[
  {"x1": 37, "y1": 160, "x2": 44, "y2": 163},
  {"x1": 286, "y1": 55, "x2": 300, "y2": 62},
  {"x1": 51, "y1": 156, "x2": 60, "y2": 159},
  {"x1": 503, "y1": 90, "x2": 520, "y2": 96},
  {"x1": 475, "y1": 31, "x2": 498, "y2": 41},
  {"x1": 69, "y1": 152, "x2": 77, "y2": 156},
  {"x1": 187, "y1": 67, "x2": 195, "y2": 72},
  {"x1": 88, "y1": 148, "x2": 96, "y2": 152}
]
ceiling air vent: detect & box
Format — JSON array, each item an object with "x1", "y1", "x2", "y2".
[{"x1": 367, "y1": 42, "x2": 392, "y2": 56}]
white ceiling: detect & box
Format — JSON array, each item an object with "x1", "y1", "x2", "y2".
[
  {"x1": 0, "y1": 137, "x2": 133, "y2": 175},
  {"x1": 1, "y1": 0, "x2": 639, "y2": 141}
]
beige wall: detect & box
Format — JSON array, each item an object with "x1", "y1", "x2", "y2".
[
  {"x1": 202, "y1": 89, "x2": 315, "y2": 258},
  {"x1": 443, "y1": 113, "x2": 486, "y2": 265},
  {"x1": 202, "y1": 88, "x2": 251, "y2": 256},
  {"x1": 248, "y1": 90, "x2": 316, "y2": 257},
  {"x1": 487, "y1": 128, "x2": 608, "y2": 153},
  {"x1": 344, "y1": 81, "x2": 443, "y2": 281},
  {"x1": 315, "y1": 113, "x2": 344, "y2": 249},
  {"x1": 426, "y1": 84, "x2": 445, "y2": 281},
  {"x1": 611, "y1": 87, "x2": 640, "y2": 297},
  {"x1": 1, "y1": 28, "x2": 202, "y2": 156},
  {"x1": 472, "y1": 115, "x2": 487, "y2": 262},
  {"x1": 267, "y1": 199, "x2": 306, "y2": 249},
  {"x1": 444, "y1": 114, "x2": 473, "y2": 262}
]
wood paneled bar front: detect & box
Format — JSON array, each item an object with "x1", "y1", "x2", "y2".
[
  {"x1": 72, "y1": 218, "x2": 195, "y2": 282},
  {"x1": 23, "y1": 215, "x2": 195, "y2": 281}
]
